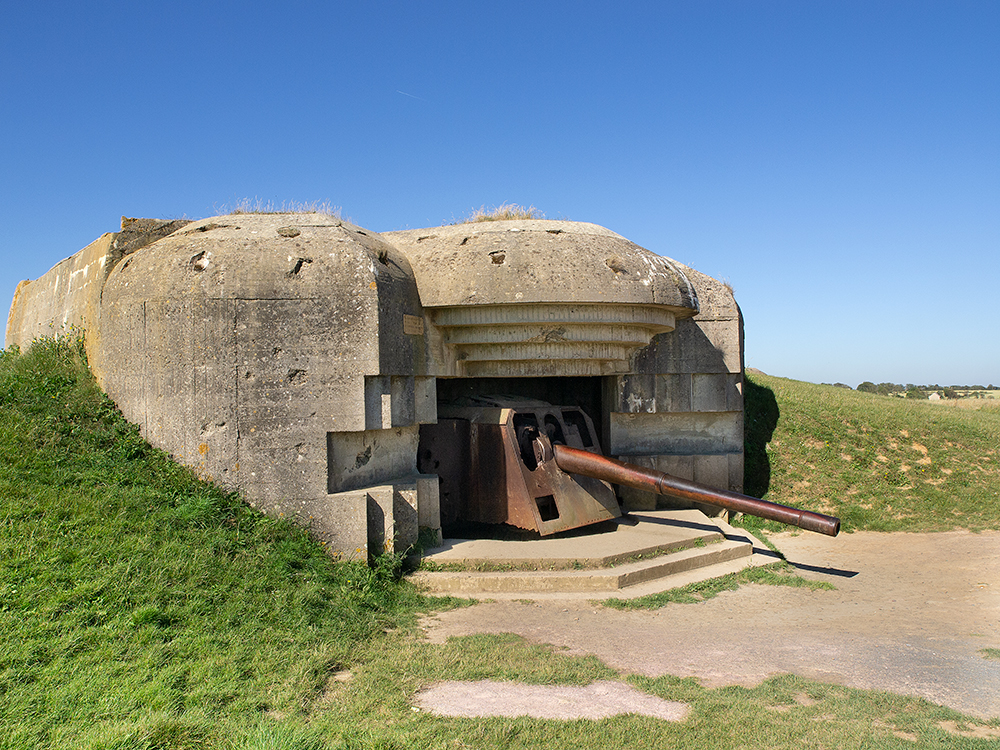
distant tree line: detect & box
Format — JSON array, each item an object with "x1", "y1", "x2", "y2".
[{"x1": 821, "y1": 382, "x2": 998, "y2": 399}]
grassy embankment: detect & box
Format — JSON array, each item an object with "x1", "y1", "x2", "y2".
[
  {"x1": 742, "y1": 371, "x2": 1000, "y2": 534},
  {"x1": 2, "y1": 340, "x2": 998, "y2": 748},
  {"x1": 0, "y1": 338, "x2": 425, "y2": 748}
]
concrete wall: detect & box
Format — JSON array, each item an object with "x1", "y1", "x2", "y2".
[
  {"x1": 92, "y1": 214, "x2": 438, "y2": 558},
  {"x1": 6, "y1": 213, "x2": 744, "y2": 555},
  {"x1": 385, "y1": 220, "x2": 745, "y2": 507},
  {"x1": 5, "y1": 219, "x2": 190, "y2": 351},
  {"x1": 608, "y1": 265, "x2": 745, "y2": 510},
  {"x1": 5, "y1": 233, "x2": 114, "y2": 348}
]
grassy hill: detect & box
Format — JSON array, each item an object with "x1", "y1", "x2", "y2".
[
  {"x1": 3, "y1": 340, "x2": 998, "y2": 748},
  {"x1": 743, "y1": 372, "x2": 1000, "y2": 534},
  {"x1": 0, "y1": 338, "x2": 423, "y2": 749}
]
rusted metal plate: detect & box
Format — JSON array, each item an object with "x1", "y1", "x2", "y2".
[{"x1": 417, "y1": 420, "x2": 469, "y2": 527}]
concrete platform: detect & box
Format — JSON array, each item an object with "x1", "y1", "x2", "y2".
[{"x1": 410, "y1": 509, "x2": 769, "y2": 599}]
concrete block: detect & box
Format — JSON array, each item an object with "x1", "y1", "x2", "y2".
[
  {"x1": 361, "y1": 478, "x2": 425, "y2": 555},
  {"x1": 393, "y1": 482, "x2": 419, "y2": 550},
  {"x1": 316, "y1": 490, "x2": 369, "y2": 560},
  {"x1": 654, "y1": 455, "x2": 696, "y2": 480},
  {"x1": 365, "y1": 375, "x2": 434, "y2": 429},
  {"x1": 613, "y1": 374, "x2": 657, "y2": 413},
  {"x1": 730, "y1": 374, "x2": 744, "y2": 411},
  {"x1": 390, "y1": 376, "x2": 414, "y2": 426},
  {"x1": 692, "y1": 373, "x2": 729, "y2": 412},
  {"x1": 414, "y1": 376, "x2": 437, "y2": 424},
  {"x1": 728, "y1": 451, "x2": 745, "y2": 494},
  {"x1": 366, "y1": 485, "x2": 395, "y2": 555},
  {"x1": 694, "y1": 454, "x2": 730, "y2": 488},
  {"x1": 365, "y1": 376, "x2": 393, "y2": 430},
  {"x1": 693, "y1": 319, "x2": 743, "y2": 374},
  {"x1": 609, "y1": 411, "x2": 743, "y2": 456},
  {"x1": 327, "y1": 427, "x2": 420, "y2": 494},
  {"x1": 416, "y1": 474, "x2": 442, "y2": 532},
  {"x1": 656, "y1": 373, "x2": 692, "y2": 413},
  {"x1": 5, "y1": 234, "x2": 115, "y2": 349},
  {"x1": 634, "y1": 317, "x2": 741, "y2": 375}
]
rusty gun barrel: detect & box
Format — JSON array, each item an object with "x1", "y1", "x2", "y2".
[{"x1": 552, "y1": 444, "x2": 840, "y2": 536}]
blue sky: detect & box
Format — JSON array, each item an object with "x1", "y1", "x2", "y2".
[{"x1": 2, "y1": 1, "x2": 997, "y2": 386}]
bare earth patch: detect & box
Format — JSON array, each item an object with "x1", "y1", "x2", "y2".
[
  {"x1": 414, "y1": 680, "x2": 689, "y2": 721},
  {"x1": 937, "y1": 720, "x2": 1000, "y2": 739}
]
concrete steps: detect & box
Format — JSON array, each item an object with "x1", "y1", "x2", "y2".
[{"x1": 409, "y1": 509, "x2": 766, "y2": 600}]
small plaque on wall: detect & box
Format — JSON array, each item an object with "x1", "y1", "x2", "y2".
[{"x1": 403, "y1": 314, "x2": 424, "y2": 335}]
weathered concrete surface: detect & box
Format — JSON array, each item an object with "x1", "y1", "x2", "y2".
[
  {"x1": 5, "y1": 218, "x2": 189, "y2": 350},
  {"x1": 91, "y1": 214, "x2": 436, "y2": 557},
  {"x1": 420, "y1": 530, "x2": 1000, "y2": 720},
  {"x1": 383, "y1": 220, "x2": 699, "y2": 309},
  {"x1": 384, "y1": 221, "x2": 700, "y2": 378},
  {"x1": 412, "y1": 509, "x2": 760, "y2": 597},
  {"x1": 5, "y1": 233, "x2": 114, "y2": 348},
  {"x1": 611, "y1": 262, "x2": 745, "y2": 504},
  {"x1": 6, "y1": 213, "x2": 746, "y2": 558}
]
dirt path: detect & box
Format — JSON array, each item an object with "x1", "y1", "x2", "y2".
[{"x1": 420, "y1": 530, "x2": 1000, "y2": 719}]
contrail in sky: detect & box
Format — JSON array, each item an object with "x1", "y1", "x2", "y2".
[{"x1": 396, "y1": 90, "x2": 427, "y2": 101}]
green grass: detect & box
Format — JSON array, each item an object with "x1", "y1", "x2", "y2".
[
  {"x1": 0, "y1": 338, "x2": 422, "y2": 748},
  {"x1": 742, "y1": 372, "x2": 1000, "y2": 534},
  {"x1": 981, "y1": 648, "x2": 1000, "y2": 660},
  {"x1": 3, "y1": 340, "x2": 998, "y2": 748},
  {"x1": 328, "y1": 633, "x2": 1000, "y2": 748}
]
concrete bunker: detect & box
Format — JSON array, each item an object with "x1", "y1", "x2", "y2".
[{"x1": 7, "y1": 214, "x2": 749, "y2": 559}]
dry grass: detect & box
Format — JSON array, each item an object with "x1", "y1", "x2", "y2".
[
  {"x1": 220, "y1": 198, "x2": 341, "y2": 216},
  {"x1": 931, "y1": 398, "x2": 1000, "y2": 411},
  {"x1": 457, "y1": 203, "x2": 544, "y2": 223}
]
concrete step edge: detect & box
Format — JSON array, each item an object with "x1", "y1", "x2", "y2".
[
  {"x1": 410, "y1": 538, "x2": 752, "y2": 595},
  {"x1": 471, "y1": 555, "x2": 761, "y2": 601},
  {"x1": 419, "y1": 527, "x2": 724, "y2": 570}
]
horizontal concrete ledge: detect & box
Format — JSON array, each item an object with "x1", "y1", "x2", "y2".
[
  {"x1": 459, "y1": 359, "x2": 632, "y2": 377},
  {"x1": 410, "y1": 509, "x2": 755, "y2": 597},
  {"x1": 429, "y1": 303, "x2": 679, "y2": 330},
  {"x1": 411, "y1": 540, "x2": 750, "y2": 595},
  {"x1": 420, "y1": 509, "x2": 720, "y2": 568}
]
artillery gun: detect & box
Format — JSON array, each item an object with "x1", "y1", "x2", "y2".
[{"x1": 419, "y1": 397, "x2": 840, "y2": 538}]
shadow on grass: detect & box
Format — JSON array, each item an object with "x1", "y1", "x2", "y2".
[{"x1": 744, "y1": 376, "x2": 779, "y2": 499}]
